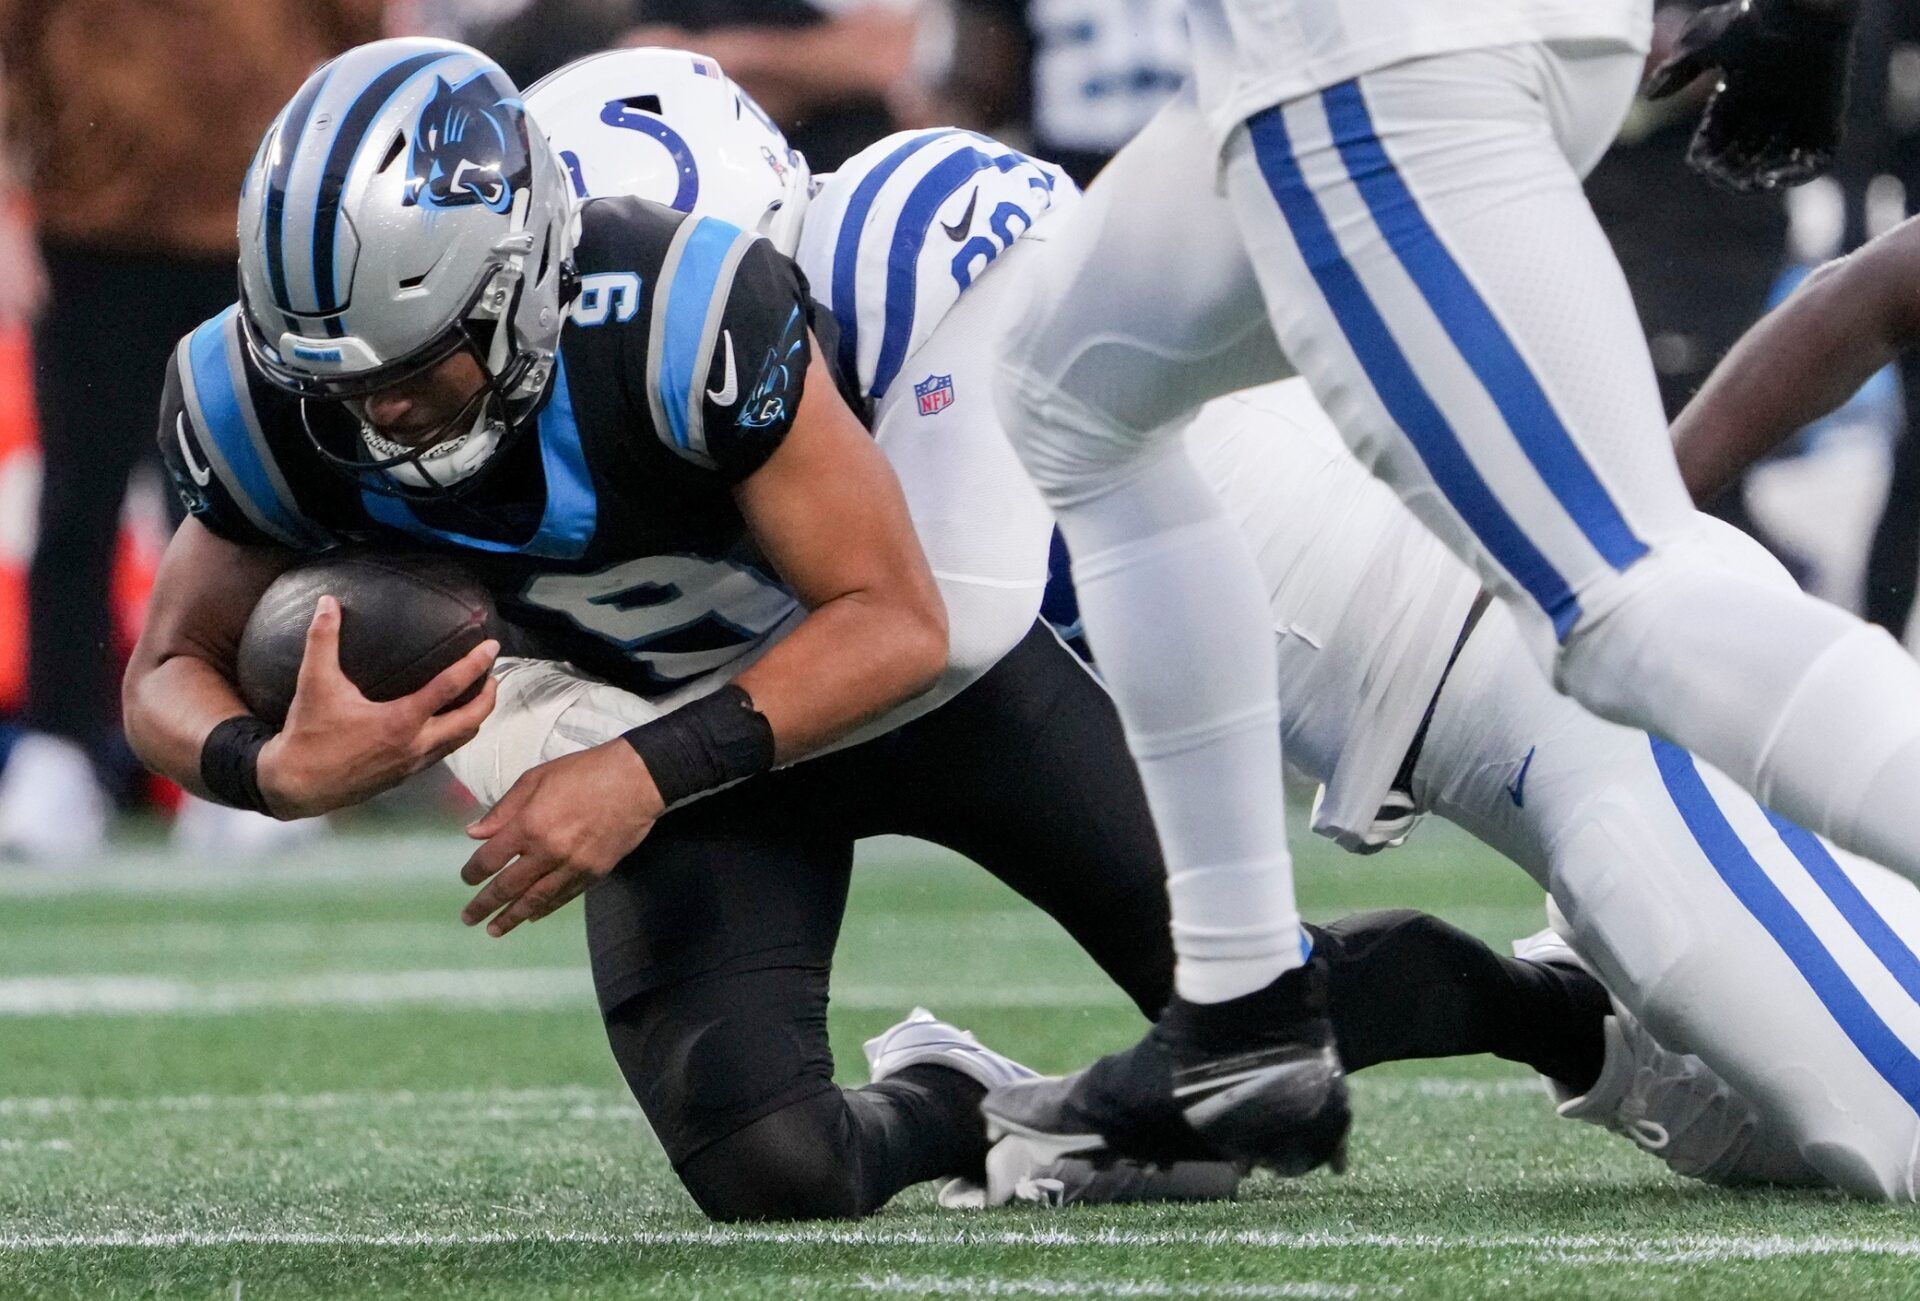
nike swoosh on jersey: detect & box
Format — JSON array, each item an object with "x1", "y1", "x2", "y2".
[
  {"x1": 1506, "y1": 745, "x2": 1537, "y2": 808},
  {"x1": 176, "y1": 414, "x2": 212, "y2": 487},
  {"x1": 707, "y1": 330, "x2": 738, "y2": 406},
  {"x1": 941, "y1": 189, "x2": 980, "y2": 242}
]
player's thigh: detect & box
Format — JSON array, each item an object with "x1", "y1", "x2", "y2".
[
  {"x1": 1222, "y1": 42, "x2": 1692, "y2": 648},
  {"x1": 590, "y1": 807, "x2": 856, "y2": 1166},
  {"x1": 1003, "y1": 86, "x2": 1288, "y2": 487}
]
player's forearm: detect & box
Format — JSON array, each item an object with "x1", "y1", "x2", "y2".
[
  {"x1": 121, "y1": 650, "x2": 253, "y2": 800},
  {"x1": 1673, "y1": 253, "x2": 1913, "y2": 502},
  {"x1": 733, "y1": 589, "x2": 947, "y2": 763}
]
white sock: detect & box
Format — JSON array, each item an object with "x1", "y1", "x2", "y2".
[
  {"x1": 1560, "y1": 542, "x2": 1920, "y2": 887},
  {"x1": 1057, "y1": 447, "x2": 1304, "y2": 1003}
]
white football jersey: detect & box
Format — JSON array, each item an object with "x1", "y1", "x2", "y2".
[
  {"x1": 1184, "y1": 0, "x2": 1651, "y2": 145},
  {"x1": 795, "y1": 129, "x2": 1079, "y2": 403}
]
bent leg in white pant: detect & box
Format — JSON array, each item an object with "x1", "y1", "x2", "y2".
[
  {"x1": 1417, "y1": 528, "x2": 1920, "y2": 1199},
  {"x1": 1225, "y1": 40, "x2": 1920, "y2": 886}
]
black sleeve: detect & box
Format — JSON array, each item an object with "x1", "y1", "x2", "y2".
[
  {"x1": 155, "y1": 350, "x2": 277, "y2": 548},
  {"x1": 697, "y1": 238, "x2": 814, "y2": 483}
]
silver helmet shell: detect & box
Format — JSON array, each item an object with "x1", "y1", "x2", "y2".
[
  {"x1": 236, "y1": 38, "x2": 576, "y2": 489},
  {"x1": 524, "y1": 47, "x2": 811, "y2": 256}
]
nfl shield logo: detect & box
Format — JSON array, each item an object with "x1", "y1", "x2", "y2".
[{"x1": 914, "y1": 373, "x2": 955, "y2": 416}]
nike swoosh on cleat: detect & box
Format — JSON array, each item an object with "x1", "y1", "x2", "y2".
[
  {"x1": 941, "y1": 189, "x2": 979, "y2": 242},
  {"x1": 1177, "y1": 1060, "x2": 1329, "y2": 1131},
  {"x1": 1506, "y1": 745, "x2": 1536, "y2": 808},
  {"x1": 707, "y1": 330, "x2": 738, "y2": 406},
  {"x1": 176, "y1": 414, "x2": 212, "y2": 487}
]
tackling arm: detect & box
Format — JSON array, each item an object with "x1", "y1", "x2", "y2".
[
  {"x1": 731, "y1": 346, "x2": 950, "y2": 762},
  {"x1": 1672, "y1": 217, "x2": 1920, "y2": 504}
]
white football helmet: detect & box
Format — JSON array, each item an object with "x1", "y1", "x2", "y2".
[
  {"x1": 236, "y1": 38, "x2": 577, "y2": 493},
  {"x1": 524, "y1": 47, "x2": 811, "y2": 256}
]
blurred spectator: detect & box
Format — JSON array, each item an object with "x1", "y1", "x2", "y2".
[
  {"x1": 0, "y1": 0, "x2": 383, "y2": 862},
  {"x1": 942, "y1": 0, "x2": 1188, "y2": 187},
  {"x1": 474, "y1": 0, "x2": 928, "y2": 171}
]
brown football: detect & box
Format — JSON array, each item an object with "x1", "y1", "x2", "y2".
[{"x1": 236, "y1": 552, "x2": 498, "y2": 725}]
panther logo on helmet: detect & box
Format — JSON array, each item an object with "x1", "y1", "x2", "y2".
[{"x1": 405, "y1": 72, "x2": 532, "y2": 214}]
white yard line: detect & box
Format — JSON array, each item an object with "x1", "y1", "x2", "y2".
[
  {"x1": 0, "y1": 971, "x2": 1126, "y2": 1016},
  {"x1": 0, "y1": 835, "x2": 959, "y2": 898},
  {"x1": 0, "y1": 1227, "x2": 1919, "y2": 1262},
  {"x1": 852, "y1": 1276, "x2": 1380, "y2": 1298}
]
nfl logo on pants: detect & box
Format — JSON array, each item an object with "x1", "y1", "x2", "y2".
[{"x1": 914, "y1": 374, "x2": 955, "y2": 416}]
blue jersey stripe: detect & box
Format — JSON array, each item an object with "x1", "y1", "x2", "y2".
[
  {"x1": 869, "y1": 145, "x2": 1026, "y2": 400},
  {"x1": 1651, "y1": 738, "x2": 1920, "y2": 1115},
  {"x1": 310, "y1": 51, "x2": 456, "y2": 328},
  {"x1": 1768, "y1": 812, "x2": 1920, "y2": 1007},
  {"x1": 1320, "y1": 80, "x2": 1648, "y2": 575},
  {"x1": 363, "y1": 351, "x2": 596, "y2": 559},
  {"x1": 186, "y1": 310, "x2": 313, "y2": 546},
  {"x1": 657, "y1": 217, "x2": 743, "y2": 453},
  {"x1": 1245, "y1": 105, "x2": 1582, "y2": 638},
  {"x1": 829, "y1": 130, "x2": 952, "y2": 391},
  {"x1": 264, "y1": 65, "x2": 334, "y2": 319}
]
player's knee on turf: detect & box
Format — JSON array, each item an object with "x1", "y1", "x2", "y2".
[{"x1": 676, "y1": 1091, "x2": 871, "y2": 1222}]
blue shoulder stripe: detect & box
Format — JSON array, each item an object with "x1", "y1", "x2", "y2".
[
  {"x1": 181, "y1": 309, "x2": 323, "y2": 549},
  {"x1": 828, "y1": 130, "x2": 953, "y2": 391},
  {"x1": 654, "y1": 216, "x2": 747, "y2": 464},
  {"x1": 869, "y1": 144, "x2": 1027, "y2": 400}
]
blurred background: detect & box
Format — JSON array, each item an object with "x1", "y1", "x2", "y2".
[{"x1": 1, "y1": 0, "x2": 1918, "y2": 864}]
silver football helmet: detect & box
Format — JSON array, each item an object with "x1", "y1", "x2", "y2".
[
  {"x1": 236, "y1": 38, "x2": 577, "y2": 493},
  {"x1": 524, "y1": 47, "x2": 811, "y2": 256}
]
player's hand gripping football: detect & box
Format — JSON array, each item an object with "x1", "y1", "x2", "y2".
[
  {"x1": 1646, "y1": 0, "x2": 1857, "y2": 193},
  {"x1": 257, "y1": 596, "x2": 499, "y2": 818},
  {"x1": 458, "y1": 741, "x2": 666, "y2": 937}
]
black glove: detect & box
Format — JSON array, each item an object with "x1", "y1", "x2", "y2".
[{"x1": 1645, "y1": 0, "x2": 1859, "y2": 193}]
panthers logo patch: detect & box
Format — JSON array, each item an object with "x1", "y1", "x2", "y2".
[
  {"x1": 739, "y1": 307, "x2": 807, "y2": 431},
  {"x1": 405, "y1": 73, "x2": 531, "y2": 214}
]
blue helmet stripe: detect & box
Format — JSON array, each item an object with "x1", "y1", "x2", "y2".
[
  {"x1": 309, "y1": 50, "x2": 457, "y2": 331},
  {"x1": 263, "y1": 64, "x2": 335, "y2": 317}
]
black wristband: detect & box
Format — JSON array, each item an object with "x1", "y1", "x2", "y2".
[
  {"x1": 622, "y1": 684, "x2": 776, "y2": 808},
  {"x1": 199, "y1": 715, "x2": 279, "y2": 815}
]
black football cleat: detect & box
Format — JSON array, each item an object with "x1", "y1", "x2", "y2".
[{"x1": 981, "y1": 953, "x2": 1350, "y2": 1176}]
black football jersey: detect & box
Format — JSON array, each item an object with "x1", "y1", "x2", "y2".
[{"x1": 159, "y1": 197, "x2": 816, "y2": 698}]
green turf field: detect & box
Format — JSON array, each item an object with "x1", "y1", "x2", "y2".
[{"x1": 4, "y1": 816, "x2": 1919, "y2": 1300}]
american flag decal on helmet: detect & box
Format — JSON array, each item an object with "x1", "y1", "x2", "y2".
[{"x1": 914, "y1": 373, "x2": 955, "y2": 416}]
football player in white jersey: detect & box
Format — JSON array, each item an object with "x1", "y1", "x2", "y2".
[
  {"x1": 483, "y1": 47, "x2": 1920, "y2": 1207},
  {"x1": 979, "y1": 0, "x2": 1899, "y2": 1174}
]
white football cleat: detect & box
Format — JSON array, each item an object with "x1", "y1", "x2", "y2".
[
  {"x1": 863, "y1": 1009, "x2": 1245, "y2": 1209},
  {"x1": 1514, "y1": 926, "x2": 1821, "y2": 1187},
  {"x1": 0, "y1": 733, "x2": 108, "y2": 864},
  {"x1": 170, "y1": 794, "x2": 330, "y2": 860},
  {"x1": 864, "y1": 1007, "x2": 1040, "y2": 1092}
]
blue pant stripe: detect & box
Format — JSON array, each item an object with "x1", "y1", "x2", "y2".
[
  {"x1": 1319, "y1": 81, "x2": 1648, "y2": 574},
  {"x1": 1651, "y1": 737, "x2": 1920, "y2": 1115},
  {"x1": 1768, "y1": 812, "x2": 1920, "y2": 1007},
  {"x1": 1246, "y1": 105, "x2": 1582, "y2": 638}
]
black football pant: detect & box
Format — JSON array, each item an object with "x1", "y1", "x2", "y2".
[
  {"x1": 24, "y1": 242, "x2": 226, "y2": 753},
  {"x1": 587, "y1": 624, "x2": 1608, "y2": 1221}
]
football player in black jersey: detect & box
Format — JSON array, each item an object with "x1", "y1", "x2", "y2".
[{"x1": 125, "y1": 38, "x2": 949, "y2": 937}]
